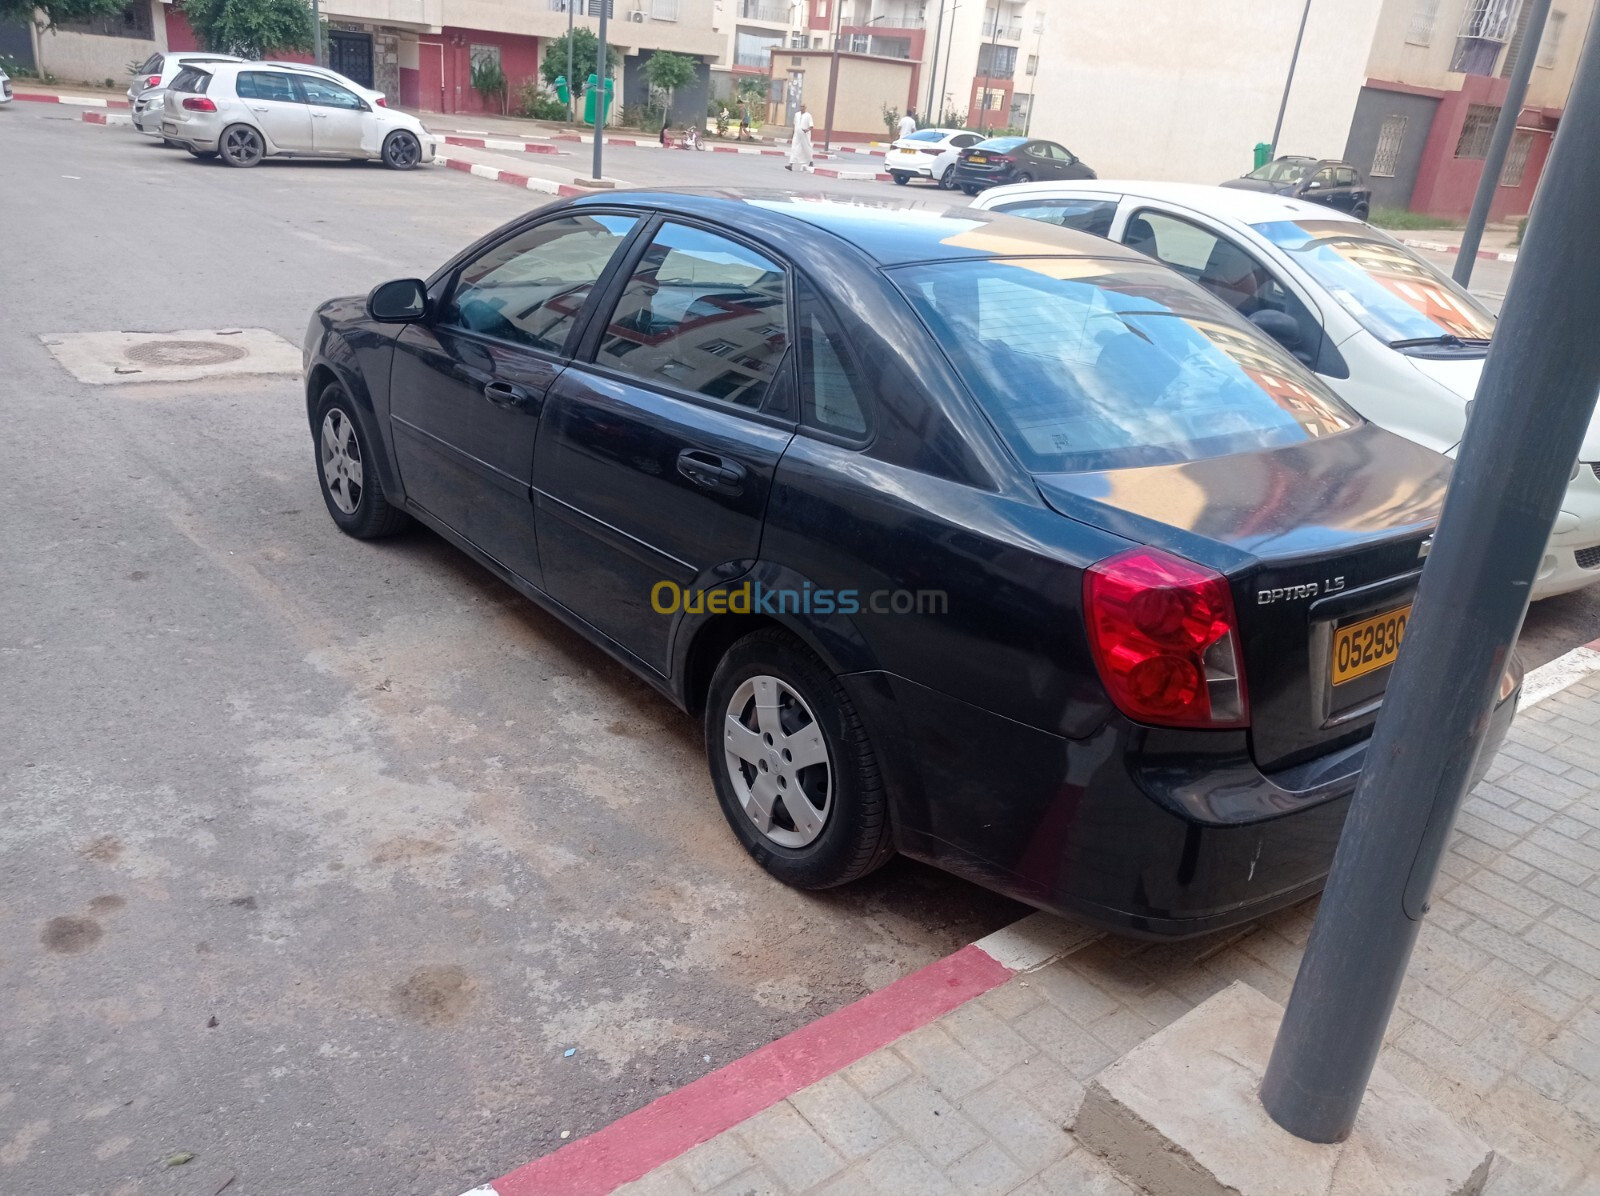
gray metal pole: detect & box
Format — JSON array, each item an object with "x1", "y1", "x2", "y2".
[
  {"x1": 1455, "y1": 0, "x2": 1552, "y2": 285},
  {"x1": 1269, "y1": 0, "x2": 1311, "y2": 157},
  {"x1": 924, "y1": 0, "x2": 946, "y2": 123},
  {"x1": 976, "y1": 16, "x2": 999, "y2": 134},
  {"x1": 1259, "y1": 9, "x2": 1600, "y2": 1143},
  {"x1": 592, "y1": 0, "x2": 608, "y2": 181},
  {"x1": 311, "y1": 0, "x2": 323, "y2": 67},
  {"x1": 935, "y1": 2, "x2": 959, "y2": 125},
  {"x1": 567, "y1": 0, "x2": 575, "y2": 122}
]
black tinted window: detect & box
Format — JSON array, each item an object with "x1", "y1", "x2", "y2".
[
  {"x1": 798, "y1": 288, "x2": 868, "y2": 438},
  {"x1": 236, "y1": 72, "x2": 298, "y2": 103},
  {"x1": 448, "y1": 213, "x2": 638, "y2": 352},
  {"x1": 596, "y1": 223, "x2": 789, "y2": 409},
  {"x1": 892, "y1": 258, "x2": 1357, "y2": 473},
  {"x1": 169, "y1": 68, "x2": 209, "y2": 94},
  {"x1": 994, "y1": 198, "x2": 1118, "y2": 237}
]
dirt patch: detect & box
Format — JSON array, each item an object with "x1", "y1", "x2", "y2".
[
  {"x1": 42, "y1": 916, "x2": 102, "y2": 954},
  {"x1": 81, "y1": 836, "x2": 122, "y2": 863},
  {"x1": 87, "y1": 895, "x2": 126, "y2": 916},
  {"x1": 393, "y1": 965, "x2": 477, "y2": 1025},
  {"x1": 371, "y1": 836, "x2": 450, "y2": 865}
]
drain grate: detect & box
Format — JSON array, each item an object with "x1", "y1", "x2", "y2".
[{"x1": 124, "y1": 340, "x2": 250, "y2": 368}]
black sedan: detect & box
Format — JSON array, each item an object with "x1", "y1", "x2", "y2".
[
  {"x1": 1222, "y1": 155, "x2": 1374, "y2": 220},
  {"x1": 303, "y1": 192, "x2": 1518, "y2": 937},
  {"x1": 951, "y1": 136, "x2": 1096, "y2": 196}
]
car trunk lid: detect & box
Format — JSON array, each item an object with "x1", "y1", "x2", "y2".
[{"x1": 1035, "y1": 423, "x2": 1449, "y2": 770}]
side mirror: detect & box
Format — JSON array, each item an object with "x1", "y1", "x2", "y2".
[
  {"x1": 1250, "y1": 309, "x2": 1302, "y2": 350},
  {"x1": 367, "y1": 278, "x2": 428, "y2": 323},
  {"x1": 1304, "y1": 178, "x2": 1323, "y2": 191}
]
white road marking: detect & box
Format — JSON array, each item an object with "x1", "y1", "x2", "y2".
[{"x1": 973, "y1": 910, "x2": 1099, "y2": 972}]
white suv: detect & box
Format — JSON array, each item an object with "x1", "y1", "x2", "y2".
[{"x1": 162, "y1": 63, "x2": 433, "y2": 170}]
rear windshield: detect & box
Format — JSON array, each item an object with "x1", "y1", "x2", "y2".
[
  {"x1": 906, "y1": 130, "x2": 945, "y2": 142},
  {"x1": 891, "y1": 257, "x2": 1360, "y2": 473},
  {"x1": 169, "y1": 67, "x2": 210, "y2": 94},
  {"x1": 975, "y1": 137, "x2": 1026, "y2": 152}
]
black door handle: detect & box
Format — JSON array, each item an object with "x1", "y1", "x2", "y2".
[
  {"x1": 483, "y1": 380, "x2": 537, "y2": 412},
  {"x1": 676, "y1": 449, "x2": 746, "y2": 493}
]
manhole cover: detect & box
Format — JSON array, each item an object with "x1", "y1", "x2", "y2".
[{"x1": 124, "y1": 340, "x2": 249, "y2": 368}]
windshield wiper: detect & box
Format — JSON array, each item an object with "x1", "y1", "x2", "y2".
[{"x1": 1388, "y1": 334, "x2": 1492, "y2": 349}]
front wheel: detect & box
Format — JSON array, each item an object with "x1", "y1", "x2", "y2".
[
  {"x1": 313, "y1": 384, "x2": 411, "y2": 539},
  {"x1": 891, "y1": 171, "x2": 910, "y2": 186},
  {"x1": 382, "y1": 130, "x2": 422, "y2": 170},
  {"x1": 1014, "y1": 172, "x2": 1033, "y2": 184},
  {"x1": 705, "y1": 629, "x2": 893, "y2": 889},
  {"x1": 219, "y1": 123, "x2": 264, "y2": 168}
]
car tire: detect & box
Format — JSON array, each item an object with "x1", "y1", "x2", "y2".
[
  {"x1": 891, "y1": 171, "x2": 909, "y2": 186},
  {"x1": 187, "y1": 148, "x2": 217, "y2": 160},
  {"x1": 938, "y1": 164, "x2": 955, "y2": 190},
  {"x1": 313, "y1": 383, "x2": 410, "y2": 539},
  {"x1": 961, "y1": 184, "x2": 980, "y2": 196},
  {"x1": 382, "y1": 130, "x2": 422, "y2": 170},
  {"x1": 1015, "y1": 172, "x2": 1033, "y2": 184},
  {"x1": 219, "y1": 123, "x2": 265, "y2": 168},
  {"x1": 704, "y1": 628, "x2": 894, "y2": 890},
  {"x1": 1353, "y1": 204, "x2": 1370, "y2": 222}
]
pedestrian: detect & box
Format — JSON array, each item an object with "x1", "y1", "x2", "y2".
[
  {"x1": 786, "y1": 103, "x2": 814, "y2": 172},
  {"x1": 739, "y1": 104, "x2": 752, "y2": 141},
  {"x1": 898, "y1": 109, "x2": 916, "y2": 140}
]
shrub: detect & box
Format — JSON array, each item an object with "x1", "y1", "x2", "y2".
[
  {"x1": 513, "y1": 80, "x2": 568, "y2": 121},
  {"x1": 470, "y1": 55, "x2": 508, "y2": 115}
]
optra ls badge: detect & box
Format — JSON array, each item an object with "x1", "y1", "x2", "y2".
[{"x1": 1258, "y1": 576, "x2": 1346, "y2": 605}]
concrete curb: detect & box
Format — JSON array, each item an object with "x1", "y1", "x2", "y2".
[
  {"x1": 813, "y1": 165, "x2": 891, "y2": 181},
  {"x1": 439, "y1": 155, "x2": 602, "y2": 197},
  {"x1": 14, "y1": 91, "x2": 128, "y2": 108},
  {"x1": 1398, "y1": 236, "x2": 1519, "y2": 263},
  {"x1": 442, "y1": 134, "x2": 565, "y2": 156},
  {"x1": 454, "y1": 912, "x2": 1095, "y2": 1196},
  {"x1": 82, "y1": 110, "x2": 132, "y2": 126}
]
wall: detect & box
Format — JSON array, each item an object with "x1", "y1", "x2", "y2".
[
  {"x1": 0, "y1": 18, "x2": 36, "y2": 70},
  {"x1": 35, "y1": 0, "x2": 165, "y2": 86},
  {"x1": 439, "y1": 0, "x2": 721, "y2": 55},
  {"x1": 1410, "y1": 71, "x2": 1555, "y2": 218},
  {"x1": 623, "y1": 48, "x2": 711, "y2": 127},
  {"x1": 767, "y1": 49, "x2": 911, "y2": 140},
  {"x1": 417, "y1": 27, "x2": 538, "y2": 113},
  {"x1": 1027, "y1": 0, "x2": 1387, "y2": 183},
  {"x1": 1343, "y1": 84, "x2": 1441, "y2": 209}
]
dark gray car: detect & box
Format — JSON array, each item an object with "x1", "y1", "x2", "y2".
[{"x1": 1222, "y1": 156, "x2": 1373, "y2": 220}]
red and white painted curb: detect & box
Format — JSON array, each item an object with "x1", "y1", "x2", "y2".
[
  {"x1": 443, "y1": 135, "x2": 565, "y2": 156},
  {"x1": 1399, "y1": 236, "x2": 1519, "y2": 264},
  {"x1": 440, "y1": 155, "x2": 601, "y2": 197},
  {"x1": 1520, "y1": 636, "x2": 1600, "y2": 706},
  {"x1": 82, "y1": 110, "x2": 132, "y2": 126},
  {"x1": 455, "y1": 913, "x2": 1094, "y2": 1196},
  {"x1": 15, "y1": 91, "x2": 128, "y2": 108},
  {"x1": 814, "y1": 165, "x2": 892, "y2": 181}
]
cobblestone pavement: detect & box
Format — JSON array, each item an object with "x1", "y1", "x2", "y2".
[{"x1": 616, "y1": 677, "x2": 1600, "y2": 1196}]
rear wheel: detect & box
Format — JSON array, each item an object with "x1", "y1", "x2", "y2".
[
  {"x1": 382, "y1": 130, "x2": 422, "y2": 170},
  {"x1": 961, "y1": 184, "x2": 980, "y2": 196},
  {"x1": 1353, "y1": 203, "x2": 1370, "y2": 222},
  {"x1": 219, "y1": 124, "x2": 264, "y2": 168},
  {"x1": 704, "y1": 629, "x2": 893, "y2": 889},
  {"x1": 313, "y1": 384, "x2": 410, "y2": 539},
  {"x1": 891, "y1": 171, "x2": 910, "y2": 186},
  {"x1": 938, "y1": 164, "x2": 955, "y2": 190},
  {"x1": 1015, "y1": 172, "x2": 1034, "y2": 184}
]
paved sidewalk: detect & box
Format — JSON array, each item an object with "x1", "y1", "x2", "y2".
[
  {"x1": 599, "y1": 677, "x2": 1600, "y2": 1196},
  {"x1": 1395, "y1": 223, "x2": 1522, "y2": 263}
]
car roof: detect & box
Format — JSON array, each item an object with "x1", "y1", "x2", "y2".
[
  {"x1": 565, "y1": 191, "x2": 1152, "y2": 267},
  {"x1": 979, "y1": 179, "x2": 1366, "y2": 227}
]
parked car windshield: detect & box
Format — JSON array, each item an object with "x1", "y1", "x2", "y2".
[
  {"x1": 892, "y1": 257, "x2": 1359, "y2": 473},
  {"x1": 1253, "y1": 219, "x2": 1497, "y2": 345},
  {"x1": 1246, "y1": 158, "x2": 1315, "y2": 184}
]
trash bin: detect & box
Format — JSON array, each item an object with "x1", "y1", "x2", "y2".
[
  {"x1": 553, "y1": 75, "x2": 570, "y2": 105},
  {"x1": 1253, "y1": 142, "x2": 1272, "y2": 170},
  {"x1": 583, "y1": 74, "x2": 614, "y2": 124}
]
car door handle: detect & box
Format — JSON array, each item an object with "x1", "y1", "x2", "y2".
[
  {"x1": 250, "y1": 105, "x2": 269, "y2": 112},
  {"x1": 483, "y1": 380, "x2": 538, "y2": 412},
  {"x1": 312, "y1": 112, "x2": 329, "y2": 119},
  {"x1": 676, "y1": 449, "x2": 746, "y2": 494}
]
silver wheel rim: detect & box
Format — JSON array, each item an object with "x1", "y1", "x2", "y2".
[
  {"x1": 723, "y1": 674, "x2": 831, "y2": 849},
  {"x1": 224, "y1": 126, "x2": 262, "y2": 165},
  {"x1": 320, "y1": 409, "x2": 363, "y2": 515},
  {"x1": 388, "y1": 134, "x2": 419, "y2": 166},
  {"x1": 940, "y1": 165, "x2": 954, "y2": 188}
]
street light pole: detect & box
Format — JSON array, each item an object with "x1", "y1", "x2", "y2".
[
  {"x1": 975, "y1": 13, "x2": 1000, "y2": 134},
  {"x1": 1269, "y1": 0, "x2": 1312, "y2": 157},
  {"x1": 1259, "y1": 10, "x2": 1600, "y2": 1144},
  {"x1": 311, "y1": 0, "x2": 323, "y2": 67},
  {"x1": 567, "y1": 0, "x2": 575, "y2": 122},
  {"x1": 592, "y1": 0, "x2": 608, "y2": 180},
  {"x1": 924, "y1": 0, "x2": 947, "y2": 122},
  {"x1": 821, "y1": 0, "x2": 844, "y2": 150},
  {"x1": 1455, "y1": 0, "x2": 1552, "y2": 285},
  {"x1": 935, "y1": 1, "x2": 959, "y2": 125}
]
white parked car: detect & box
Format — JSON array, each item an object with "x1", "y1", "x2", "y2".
[
  {"x1": 161, "y1": 62, "x2": 433, "y2": 170},
  {"x1": 128, "y1": 51, "x2": 242, "y2": 138},
  {"x1": 263, "y1": 61, "x2": 386, "y2": 108},
  {"x1": 972, "y1": 180, "x2": 1600, "y2": 598},
  {"x1": 0, "y1": 65, "x2": 12, "y2": 105},
  {"x1": 886, "y1": 128, "x2": 985, "y2": 190}
]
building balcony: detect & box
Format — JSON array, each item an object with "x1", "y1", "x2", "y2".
[
  {"x1": 738, "y1": 0, "x2": 793, "y2": 23},
  {"x1": 985, "y1": 21, "x2": 1024, "y2": 40}
]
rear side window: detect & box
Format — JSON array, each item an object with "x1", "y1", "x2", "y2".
[
  {"x1": 993, "y1": 198, "x2": 1117, "y2": 237},
  {"x1": 169, "y1": 68, "x2": 209, "y2": 94},
  {"x1": 891, "y1": 257, "x2": 1358, "y2": 473},
  {"x1": 797, "y1": 286, "x2": 869, "y2": 438},
  {"x1": 595, "y1": 222, "x2": 789, "y2": 409},
  {"x1": 1336, "y1": 167, "x2": 1358, "y2": 186},
  {"x1": 236, "y1": 72, "x2": 298, "y2": 103}
]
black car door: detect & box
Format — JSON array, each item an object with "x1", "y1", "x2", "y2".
[
  {"x1": 1300, "y1": 163, "x2": 1342, "y2": 210},
  {"x1": 387, "y1": 211, "x2": 642, "y2": 586},
  {"x1": 531, "y1": 219, "x2": 796, "y2": 675}
]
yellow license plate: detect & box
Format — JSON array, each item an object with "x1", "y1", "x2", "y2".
[
  {"x1": 969, "y1": 154, "x2": 988, "y2": 164},
  {"x1": 1331, "y1": 605, "x2": 1410, "y2": 686}
]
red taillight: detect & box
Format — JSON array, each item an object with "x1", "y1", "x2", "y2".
[
  {"x1": 145, "y1": 74, "x2": 162, "y2": 88},
  {"x1": 182, "y1": 96, "x2": 216, "y2": 111},
  {"x1": 919, "y1": 147, "x2": 942, "y2": 155},
  {"x1": 1084, "y1": 548, "x2": 1248, "y2": 728},
  {"x1": 376, "y1": 96, "x2": 387, "y2": 106}
]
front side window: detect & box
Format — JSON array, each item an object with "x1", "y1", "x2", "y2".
[
  {"x1": 596, "y1": 223, "x2": 789, "y2": 409},
  {"x1": 1253, "y1": 219, "x2": 1496, "y2": 346},
  {"x1": 296, "y1": 76, "x2": 365, "y2": 109},
  {"x1": 446, "y1": 213, "x2": 639, "y2": 352},
  {"x1": 892, "y1": 257, "x2": 1358, "y2": 473},
  {"x1": 993, "y1": 197, "x2": 1118, "y2": 237},
  {"x1": 237, "y1": 72, "x2": 299, "y2": 103},
  {"x1": 1245, "y1": 158, "x2": 1314, "y2": 185},
  {"x1": 1309, "y1": 166, "x2": 1338, "y2": 190}
]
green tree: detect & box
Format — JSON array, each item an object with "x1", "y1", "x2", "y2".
[
  {"x1": 641, "y1": 49, "x2": 695, "y2": 125},
  {"x1": 180, "y1": 0, "x2": 313, "y2": 57},
  {"x1": 540, "y1": 27, "x2": 620, "y2": 97},
  {"x1": 0, "y1": 0, "x2": 121, "y2": 29}
]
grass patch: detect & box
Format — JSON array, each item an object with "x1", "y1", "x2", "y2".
[{"x1": 1369, "y1": 207, "x2": 1463, "y2": 231}]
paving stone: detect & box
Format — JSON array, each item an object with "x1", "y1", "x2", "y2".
[
  {"x1": 1033, "y1": 1149, "x2": 1137, "y2": 1196},
  {"x1": 939, "y1": 997, "x2": 1035, "y2": 1072},
  {"x1": 842, "y1": 1049, "x2": 911, "y2": 1099},
  {"x1": 1027, "y1": 964, "x2": 1120, "y2": 1024},
  {"x1": 993, "y1": 1057, "x2": 1087, "y2": 1127},
  {"x1": 790, "y1": 1073, "x2": 896, "y2": 1162},
  {"x1": 1526, "y1": 921, "x2": 1600, "y2": 978},
  {"x1": 1512, "y1": 839, "x2": 1595, "y2": 886},
  {"x1": 710, "y1": 1166, "x2": 787, "y2": 1196},
  {"x1": 1530, "y1": 824, "x2": 1600, "y2": 869},
  {"x1": 845, "y1": 1140, "x2": 958, "y2": 1196},
  {"x1": 958, "y1": 1077, "x2": 1071, "y2": 1172},
  {"x1": 733, "y1": 1101, "x2": 845, "y2": 1192},
  {"x1": 1397, "y1": 980, "x2": 1488, "y2": 1042},
  {"x1": 872, "y1": 1077, "x2": 988, "y2": 1168},
  {"x1": 1444, "y1": 880, "x2": 1537, "y2": 934},
  {"x1": 1062, "y1": 944, "x2": 1160, "y2": 1002},
  {"x1": 976, "y1": 977, "x2": 1046, "y2": 1024},
  {"x1": 1393, "y1": 1018, "x2": 1507, "y2": 1094},
  {"x1": 1460, "y1": 918, "x2": 1557, "y2": 976},
  {"x1": 1465, "y1": 867, "x2": 1557, "y2": 918},
  {"x1": 944, "y1": 1141, "x2": 1027, "y2": 1195},
  {"x1": 1516, "y1": 1050, "x2": 1582, "y2": 1102},
  {"x1": 677, "y1": 1135, "x2": 762, "y2": 1192},
  {"x1": 1081, "y1": 1007, "x2": 1159, "y2": 1056},
  {"x1": 894, "y1": 1022, "x2": 998, "y2": 1100},
  {"x1": 616, "y1": 1166, "x2": 700, "y2": 1196},
  {"x1": 1011, "y1": 1003, "x2": 1117, "y2": 1079}
]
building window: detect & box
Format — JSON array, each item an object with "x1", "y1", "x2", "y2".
[
  {"x1": 583, "y1": 0, "x2": 615, "y2": 14},
  {"x1": 470, "y1": 43, "x2": 502, "y2": 71},
  {"x1": 651, "y1": 0, "x2": 678, "y2": 19},
  {"x1": 58, "y1": 0, "x2": 154, "y2": 39},
  {"x1": 1452, "y1": 0, "x2": 1519, "y2": 74},
  {"x1": 976, "y1": 43, "x2": 1017, "y2": 79},
  {"x1": 1025, "y1": 54, "x2": 1037, "y2": 75},
  {"x1": 735, "y1": 28, "x2": 785, "y2": 67},
  {"x1": 1454, "y1": 103, "x2": 1500, "y2": 158},
  {"x1": 1500, "y1": 129, "x2": 1535, "y2": 185},
  {"x1": 976, "y1": 88, "x2": 1005, "y2": 111},
  {"x1": 789, "y1": 31, "x2": 807, "y2": 47},
  {"x1": 1538, "y1": 10, "x2": 1566, "y2": 67},
  {"x1": 1405, "y1": 0, "x2": 1440, "y2": 45},
  {"x1": 1372, "y1": 113, "x2": 1407, "y2": 176}
]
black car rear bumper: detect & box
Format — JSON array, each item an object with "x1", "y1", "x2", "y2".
[
  {"x1": 844, "y1": 666, "x2": 1521, "y2": 938},
  {"x1": 951, "y1": 165, "x2": 1015, "y2": 190}
]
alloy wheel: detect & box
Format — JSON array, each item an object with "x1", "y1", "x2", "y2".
[
  {"x1": 386, "y1": 132, "x2": 420, "y2": 169},
  {"x1": 722, "y1": 674, "x2": 832, "y2": 849},
  {"x1": 320, "y1": 409, "x2": 364, "y2": 515},
  {"x1": 223, "y1": 126, "x2": 263, "y2": 167}
]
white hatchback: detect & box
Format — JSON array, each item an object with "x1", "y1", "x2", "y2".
[
  {"x1": 161, "y1": 62, "x2": 433, "y2": 170},
  {"x1": 886, "y1": 128, "x2": 985, "y2": 190},
  {"x1": 972, "y1": 179, "x2": 1600, "y2": 598}
]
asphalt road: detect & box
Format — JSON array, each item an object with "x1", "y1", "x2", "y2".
[
  {"x1": 0, "y1": 105, "x2": 1025, "y2": 1196},
  {"x1": 2, "y1": 102, "x2": 1597, "y2": 1196}
]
